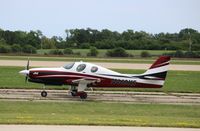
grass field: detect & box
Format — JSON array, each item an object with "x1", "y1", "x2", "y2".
[
  {"x1": 1, "y1": 55, "x2": 200, "y2": 65},
  {"x1": 37, "y1": 49, "x2": 176, "y2": 57},
  {"x1": 0, "y1": 66, "x2": 200, "y2": 93},
  {"x1": 0, "y1": 101, "x2": 199, "y2": 127}
]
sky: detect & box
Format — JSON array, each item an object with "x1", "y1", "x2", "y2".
[{"x1": 0, "y1": 0, "x2": 200, "y2": 37}]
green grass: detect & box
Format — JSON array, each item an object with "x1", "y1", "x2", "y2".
[
  {"x1": 1, "y1": 55, "x2": 200, "y2": 65},
  {"x1": 0, "y1": 101, "x2": 199, "y2": 127},
  {"x1": 0, "y1": 66, "x2": 200, "y2": 93},
  {"x1": 37, "y1": 49, "x2": 176, "y2": 57}
]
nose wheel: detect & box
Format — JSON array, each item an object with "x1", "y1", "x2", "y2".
[
  {"x1": 41, "y1": 85, "x2": 47, "y2": 97},
  {"x1": 41, "y1": 90, "x2": 47, "y2": 97}
]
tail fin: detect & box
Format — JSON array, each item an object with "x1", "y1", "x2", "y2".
[{"x1": 139, "y1": 56, "x2": 171, "y2": 87}]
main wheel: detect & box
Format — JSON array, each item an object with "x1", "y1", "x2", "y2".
[
  {"x1": 80, "y1": 92, "x2": 87, "y2": 99},
  {"x1": 41, "y1": 91, "x2": 47, "y2": 97}
]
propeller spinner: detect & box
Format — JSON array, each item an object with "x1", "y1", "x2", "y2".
[{"x1": 19, "y1": 58, "x2": 30, "y2": 83}]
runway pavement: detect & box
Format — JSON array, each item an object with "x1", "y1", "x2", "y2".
[
  {"x1": 0, "y1": 125, "x2": 199, "y2": 131},
  {"x1": 0, "y1": 89, "x2": 200, "y2": 105},
  {"x1": 1, "y1": 60, "x2": 200, "y2": 71}
]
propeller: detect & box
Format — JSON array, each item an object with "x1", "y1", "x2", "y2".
[{"x1": 25, "y1": 58, "x2": 30, "y2": 83}]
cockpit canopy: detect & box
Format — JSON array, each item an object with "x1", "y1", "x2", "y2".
[
  {"x1": 63, "y1": 61, "x2": 120, "y2": 75},
  {"x1": 63, "y1": 62, "x2": 75, "y2": 69},
  {"x1": 63, "y1": 62, "x2": 98, "y2": 73}
]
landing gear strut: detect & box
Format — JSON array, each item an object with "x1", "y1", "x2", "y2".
[
  {"x1": 71, "y1": 90, "x2": 77, "y2": 96},
  {"x1": 70, "y1": 86, "x2": 78, "y2": 97},
  {"x1": 70, "y1": 86, "x2": 87, "y2": 99},
  {"x1": 41, "y1": 85, "x2": 47, "y2": 97}
]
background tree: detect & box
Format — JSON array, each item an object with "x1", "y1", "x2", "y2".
[
  {"x1": 63, "y1": 48, "x2": 73, "y2": 55},
  {"x1": 141, "y1": 51, "x2": 151, "y2": 57},
  {"x1": 0, "y1": 44, "x2": 11, "y2": 53},
  {"x1": 11, "y1": 44, "x2": 22, "y2": 53},
  {"x1": 87, "y1": 46, "x2": 98, "y2": 56},
  {"x1": 0, "y1": 28, "x2": 200, "y2": 54},
  {"x1": 106, "y1": 47, "x2": 129, "y2": 57},
  {"x1": 22, "y1": 45, "x2": 36, "y2": 54},
  {"x1": 41, "y1": 36, "x2": 56, "y2": 49}
]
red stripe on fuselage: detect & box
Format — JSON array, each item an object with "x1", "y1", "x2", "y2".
[{"x1": 29, "y1": 70, "x2": 105, "y2": 79}]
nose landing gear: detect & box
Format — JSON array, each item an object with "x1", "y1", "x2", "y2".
[
  {"x1": 41, "y1": 90, "x2": 47, "y2": 97},
  {"x1": 41, "y1": 85, "x2": 47, "y2": 97}
]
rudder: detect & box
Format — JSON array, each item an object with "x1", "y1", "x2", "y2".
[{"x1": 143, "y1": 56, "x2": 170, "y2": 80}]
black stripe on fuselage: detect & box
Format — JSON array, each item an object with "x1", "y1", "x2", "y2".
[
  {"x1": 137, "y1": 71, "x2": 167, "y2": 80},
  {"x1": 98, "y1": 71, "x2": 167, "y2": 80},
  {"x1": 28, "y1": 78, "x2": 64, "y2": 85},
  {"x1": 148, "y1": 71, "x2": 167, "y2": 79}
]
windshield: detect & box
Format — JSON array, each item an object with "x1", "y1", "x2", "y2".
[{"x1": 63, "y1": 62, "x2": 75, "y2": 69}]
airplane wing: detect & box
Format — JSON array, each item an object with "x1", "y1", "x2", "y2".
[{"x1": 72, "y1": 78, "x2": 100, "y2": 92}]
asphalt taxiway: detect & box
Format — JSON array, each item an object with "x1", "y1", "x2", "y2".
[{"x1": 0, "y1": 89, "x2": 200, "y2": 105}]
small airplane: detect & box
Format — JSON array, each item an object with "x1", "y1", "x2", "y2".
[{"x1": 19, "y1": 56, "x2": 170, "y2": 99}]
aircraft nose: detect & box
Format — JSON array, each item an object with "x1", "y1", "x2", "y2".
[{"x1": 19, "y1": 70, "x2": 29, "y2": 76}]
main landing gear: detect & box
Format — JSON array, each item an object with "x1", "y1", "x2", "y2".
[
  {"x1": 78, "y1": 92, "x2": 88, "y2": 99},
  {"x1": 70, "y1": 86, "x2": 87, "y2": 99}
]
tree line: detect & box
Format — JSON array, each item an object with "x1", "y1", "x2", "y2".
[{"x1": 0, "y1": 28, "x2": 200, "y2": 54}]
